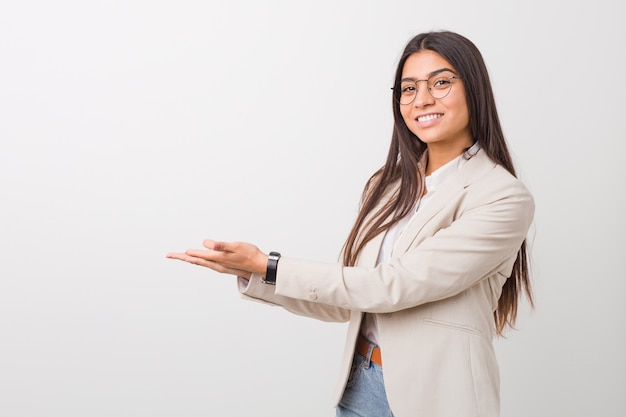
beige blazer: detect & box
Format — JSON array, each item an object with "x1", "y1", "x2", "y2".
[{"x1": 240, "y1": 149, "x2": 534, "y2": 417}]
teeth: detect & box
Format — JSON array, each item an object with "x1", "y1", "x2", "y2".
[{"x1": 418, "y1": 114, "x2": 442, "y2": 122}]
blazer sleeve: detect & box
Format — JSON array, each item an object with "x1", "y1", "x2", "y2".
[
  {"x1": 238, "y1": 274, "x2": 351, "y2": 323},
  {"x1": 271, "y1": 171, "x2": 534, "y2": 313}
]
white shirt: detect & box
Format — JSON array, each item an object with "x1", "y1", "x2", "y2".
[{"x1": 362, "y1": 143, "x2": 480, "y2": 345}]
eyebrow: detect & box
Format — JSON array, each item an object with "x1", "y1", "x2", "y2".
[{"x1": 401, "y1": 67, "x2": 457, "y2": 82}]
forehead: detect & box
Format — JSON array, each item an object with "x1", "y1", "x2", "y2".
[{"x1": 401, "y1": 50, "x2": 456, "y2": 78}]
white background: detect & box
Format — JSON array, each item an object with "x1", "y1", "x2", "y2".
[{"x1": 1, "y1": 1, "x2": 624, "y2": 416}]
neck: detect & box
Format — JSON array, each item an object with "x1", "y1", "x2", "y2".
[{"x1": 425, "y1": 141, "x2": 473, "y2": 175}]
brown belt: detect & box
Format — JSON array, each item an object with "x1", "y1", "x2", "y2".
[{"x1": 356, "y1": 333, "x2": 382, "y2": 366}]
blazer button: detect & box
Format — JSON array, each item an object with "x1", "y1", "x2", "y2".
[{"x1": 309, "y1": 291, "x2": 318, "y2": 300}]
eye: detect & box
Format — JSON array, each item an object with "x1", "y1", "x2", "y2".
[
  {"x1": 431, "y1": 77, "x2": 452, "y2": 89},
  {"x1": 400, "y1": 84, "x2": 416, "y2": 94}
]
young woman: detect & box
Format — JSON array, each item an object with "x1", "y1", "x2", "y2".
[{"x1": 167, "y1": 30, "x2": 534, "y2": 417}]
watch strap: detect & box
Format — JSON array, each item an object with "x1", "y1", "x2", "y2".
[{"x1": 262, "y1": 251, "x2": 281, "y2": 285}]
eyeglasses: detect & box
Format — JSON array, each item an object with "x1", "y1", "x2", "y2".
[{"x1": 393, "y1": 74, "x2": 460, "y2": 105}]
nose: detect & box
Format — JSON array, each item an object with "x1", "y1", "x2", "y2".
[{"x1": 413, "y1": 81, "x2": 434, "y2": 107}]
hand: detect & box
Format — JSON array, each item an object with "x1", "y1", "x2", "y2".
[{"x1": 166, "y1": 239, "x2": 268, "y2": 280}]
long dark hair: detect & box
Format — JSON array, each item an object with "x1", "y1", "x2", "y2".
[{"x1": 341, "y1": 30, "x2": 533, "y2": 335}]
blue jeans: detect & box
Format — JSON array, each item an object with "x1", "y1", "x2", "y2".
[{"x1": 335, "y1": 347, "x2": 393, "y2": 417}]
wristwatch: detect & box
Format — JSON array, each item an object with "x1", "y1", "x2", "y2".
[{"x1": 262, "y1": 251, "x2": 281, "y2": 285}]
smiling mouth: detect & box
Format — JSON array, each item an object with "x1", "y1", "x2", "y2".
[{"x1": 417, "y1": 114, "x2": 443, "y2": 122}]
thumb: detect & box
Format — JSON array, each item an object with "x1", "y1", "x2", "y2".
[{"x1": 203, "y1": 239, "x2": 230, "y2": 252}]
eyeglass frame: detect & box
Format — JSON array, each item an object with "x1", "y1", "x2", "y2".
[{"x1": 392, "y1": 74, "x2": 461, "y2": 105}]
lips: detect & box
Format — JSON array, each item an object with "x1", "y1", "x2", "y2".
[{"x1": 417, "y1": 113, "x2": 443, "y2": 122}]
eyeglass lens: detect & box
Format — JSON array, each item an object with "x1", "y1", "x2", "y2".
[{"x1": 398, "y1": 75, "x2": 455, "y2": 104}]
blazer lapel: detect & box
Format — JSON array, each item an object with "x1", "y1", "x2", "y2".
[
  {"x1": 391, "y1": 149, "x2": 496, "y2": 256},
  {"x1": 391, "y1": 175, "x2": 464, "y2": 256}
]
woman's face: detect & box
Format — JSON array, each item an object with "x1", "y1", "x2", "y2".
[{"x1": 399, "y1": 50, "x2": 472, "y2": 152}]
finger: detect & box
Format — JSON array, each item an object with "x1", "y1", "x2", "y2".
[
  {"x1": 185, "y1": 248, "x2": 223, "y2": 262},
  {"x1": 182, "y1": 254, "x2": 251, "y2": 278},
  {"x1": 203, "y1": 239, "x2": 237, "y2": 253},
  {"x1": 186, "y1": 248, "x2": 246, "y2": 272},
  {"x1": 167, "y1": 251, "x2": 252, "y2": 279},
  {"x1": 168, "y1": 250, "x2": 217, "y2": 263},
  {"x1": 202, "y1": 239, "x2": 219, "y2": 250}
]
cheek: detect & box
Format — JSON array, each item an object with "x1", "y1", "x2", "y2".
[
  {"x1": 400, "y1": 106, "x2": 412, "y2": 125},
  {"x1": 400, "y1": 109, "x2": 418, "y2": 136},
  {"x1": 459, "y1": 105, "x2": 470, "y2": 129},
  {"x1": 448, "y1": 96, "x2": 470, "y2": 128},
  {"x1": 454, "y1": 94, "x2": 470, "y2": 125}
]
